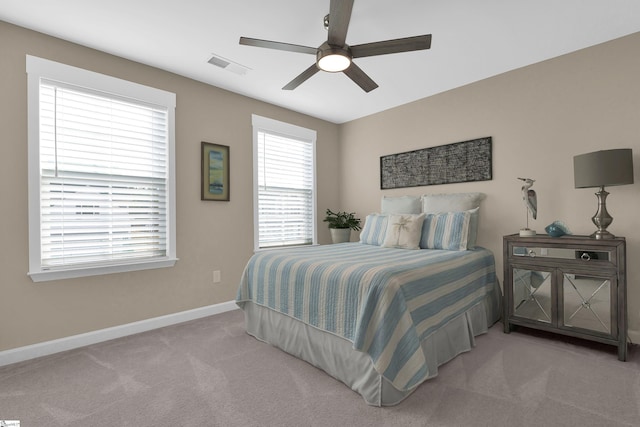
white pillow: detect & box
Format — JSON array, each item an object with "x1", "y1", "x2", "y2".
[
  {"x1": 421, "y1": 193, "x2": 484, "y2": 248},
  {"x1": 420, "y1": 210, "x2": 473, "y2": 251},
  {"x1": 381, "y1": 195, "x2": 421, "y2": 214},
  {"x1": 381, "y1": 214, "x2": 425, "y2": 250},
  {"x1": 359, "y1": 214, "x2": 388, "y2": 246},
  {"x1": 421, "y1": 192, "x2": 484, "y2": 212}
]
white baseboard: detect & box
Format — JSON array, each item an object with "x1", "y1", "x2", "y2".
[
  {"x1": 2, "y1": 302, "x2": 635, "y2": 367},
  {"x1": 0, "y1": 300, "x2": 238, "y2": 367}
]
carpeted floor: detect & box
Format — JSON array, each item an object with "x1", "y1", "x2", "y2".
[{"x1": 1, "y1": 309, "x2": 638, "y2": 426}]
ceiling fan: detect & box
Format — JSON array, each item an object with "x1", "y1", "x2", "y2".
[{"x1": 239, "y1": 0, "x2": 432, "y2": 92}]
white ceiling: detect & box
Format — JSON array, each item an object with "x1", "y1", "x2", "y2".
[{"x1": 2, "y1": 0, "x2": 640, "y2": 124}]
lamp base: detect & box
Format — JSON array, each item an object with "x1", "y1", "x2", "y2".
[
  {"x1": 519, "y1": 228, "x2": 536, "y2": 237},
  {"x1": 590, "y1": 187, "x2": 614, "y2": 239},
  {"x1": 590, "y1": 230, "x2": 615, "y2": 240}
]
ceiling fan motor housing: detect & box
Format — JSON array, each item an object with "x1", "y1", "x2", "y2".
[{"x1": 316, "y1": 42, "x2": 352, "y2": 72}]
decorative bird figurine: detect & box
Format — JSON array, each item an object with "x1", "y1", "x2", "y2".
[
  {"x1": 518, "y1": 177, "x2": 537, "y2": 236},
  {"x1": 518, "y1": 177, "x2": 537, "y2": 219}
]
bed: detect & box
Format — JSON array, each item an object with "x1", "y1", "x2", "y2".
[{"x1": 236, "y1": 193, "x2": 501, "y2": 406}]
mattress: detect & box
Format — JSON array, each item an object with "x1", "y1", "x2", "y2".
[{"x1": 236, "y1": 242, "x2": 501, "y2": 405}]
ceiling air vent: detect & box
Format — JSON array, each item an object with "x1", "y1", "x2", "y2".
[{"x1": 207, "y1": 54, "x2": 250, "y2": 76}]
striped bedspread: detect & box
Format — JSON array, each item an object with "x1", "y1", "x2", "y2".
[{"x1": 236, "y1": 242, "x2": 498, "y2": 391}]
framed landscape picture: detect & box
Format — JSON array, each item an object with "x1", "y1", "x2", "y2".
[{"x1": 201, "y1": 141, "x2": 230, "y2": 201}]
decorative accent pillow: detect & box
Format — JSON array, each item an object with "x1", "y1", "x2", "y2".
[
  {"x1": 421, "y1": 193, "x2": 484, "y2": 248},
  {"x1": 420, "y1": 210, "x2": 473, "y2": 251},
  {"x1": 381, "y1": 195, "x2": 421, "y2": 214},
  {"x1": 359, "y1": 214, "x2": 388, "y2": 246},
  {"x1": 382, "y1": 214, "x2": 425, "y2": 250}
]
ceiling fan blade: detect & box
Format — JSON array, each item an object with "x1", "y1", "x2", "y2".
[
  {"x1": 239, "y1": 37, "x2": 317, "y2": 55},
  {"x1": 343, "y1": 62, "x2": 378, "y2": 93},
  {"x1": 351, "y1": 35, "x2": 432, "y2": 58},
  {"x1": 328, "y1": 0, "x2": 354, "y2": 47},
  {"x1": 283, "y1": 63, "x2": 320, "y2": 90}
]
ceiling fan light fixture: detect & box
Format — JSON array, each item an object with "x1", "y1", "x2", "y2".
[{"x1": 317, "y1": 47, "x2": 351, "y2": 72}]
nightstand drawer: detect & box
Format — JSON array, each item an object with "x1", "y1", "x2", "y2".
[
  {"x1": 512, "y1": 245, "x2": 612, "y2": 260},
  {"x1": 510, "y1": 245, "x2": 616, "y2": 269}
]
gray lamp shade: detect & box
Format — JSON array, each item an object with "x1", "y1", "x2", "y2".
[{"x1": 574, "y1": 148, "x2": 634, "y2": 188}]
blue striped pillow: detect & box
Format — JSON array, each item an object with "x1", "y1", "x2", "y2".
[
  {"x1": 420, "y1": 211, "x2": 471, "y2": 250},
  {"x1": 359, "y1": 214, "x2": 388, "y2": 246}
]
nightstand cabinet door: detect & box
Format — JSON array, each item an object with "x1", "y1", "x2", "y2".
[
  {"x1": 559, "y1": 268, "x2": 617, "y2": 338},
  {"x1": 509, "y1": 265, "x2": 554, "y2": 325},
  {"x1": 503, "y1": 234, "x2": 627, "y2": 361}
]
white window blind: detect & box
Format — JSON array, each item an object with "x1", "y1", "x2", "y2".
[
  {"x1": 252, "y1": 115, "x2": 316, "y2": 250},
  {"x1": 39, "y1": 82, "x2": 168, "y2": 267},
  {"x1": 27, "y1": 56, "x2": 177, "y2": 281}
]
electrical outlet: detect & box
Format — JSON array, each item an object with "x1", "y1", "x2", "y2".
[
  {"x1": 213, "y1": 270, "x2": 221, "y2": 283},
  {"x1": 540, "y1": 248, "x2": 548, "y2": 256}
]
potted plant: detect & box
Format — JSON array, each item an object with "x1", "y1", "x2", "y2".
[{"x1": 323, "y1": 209, "x2": 361, "y2": 243}]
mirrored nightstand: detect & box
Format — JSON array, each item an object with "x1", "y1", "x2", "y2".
[{"x1": 503, "y1": 233, "x2": 627, "y2": 361}]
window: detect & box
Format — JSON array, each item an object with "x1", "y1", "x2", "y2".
[
  {"x1": 252, "y1": 115, "x2": 317, "y2": 250},
  {"x1": 27, "y1": 56, "x2": 177, "y2": 282}
]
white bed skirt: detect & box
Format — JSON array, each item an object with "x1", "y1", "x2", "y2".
[{"x1": 243, "y1": 288, "x2": 501, "y2": 406}]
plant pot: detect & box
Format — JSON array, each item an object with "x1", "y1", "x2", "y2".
[{"x1": 330, "y1": 228, "x2": 351, "y2": 244}]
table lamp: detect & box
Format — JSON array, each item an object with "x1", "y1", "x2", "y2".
[{"x1": 573, "y1": 148, "x2": 634, "y2": 239}]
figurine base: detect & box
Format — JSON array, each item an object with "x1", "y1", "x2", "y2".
[{"x1": 519, "y1": 228, "x2": 536, "y2": 237}]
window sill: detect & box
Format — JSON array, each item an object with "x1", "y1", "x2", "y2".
[{"x1": 28, "y1": 258, "x2": 178, "y2": 282}]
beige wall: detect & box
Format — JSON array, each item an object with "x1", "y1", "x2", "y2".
[
  {"x1": 339, "y1": 32, "x2": 640, "y2": 339},
  {"x1": 0, "y1": 21, "x2": 340, "y2": 351}
]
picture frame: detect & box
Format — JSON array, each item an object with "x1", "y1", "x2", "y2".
[{"x1": 201, "y1": 141, "x2": 230, "y2": 201}]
